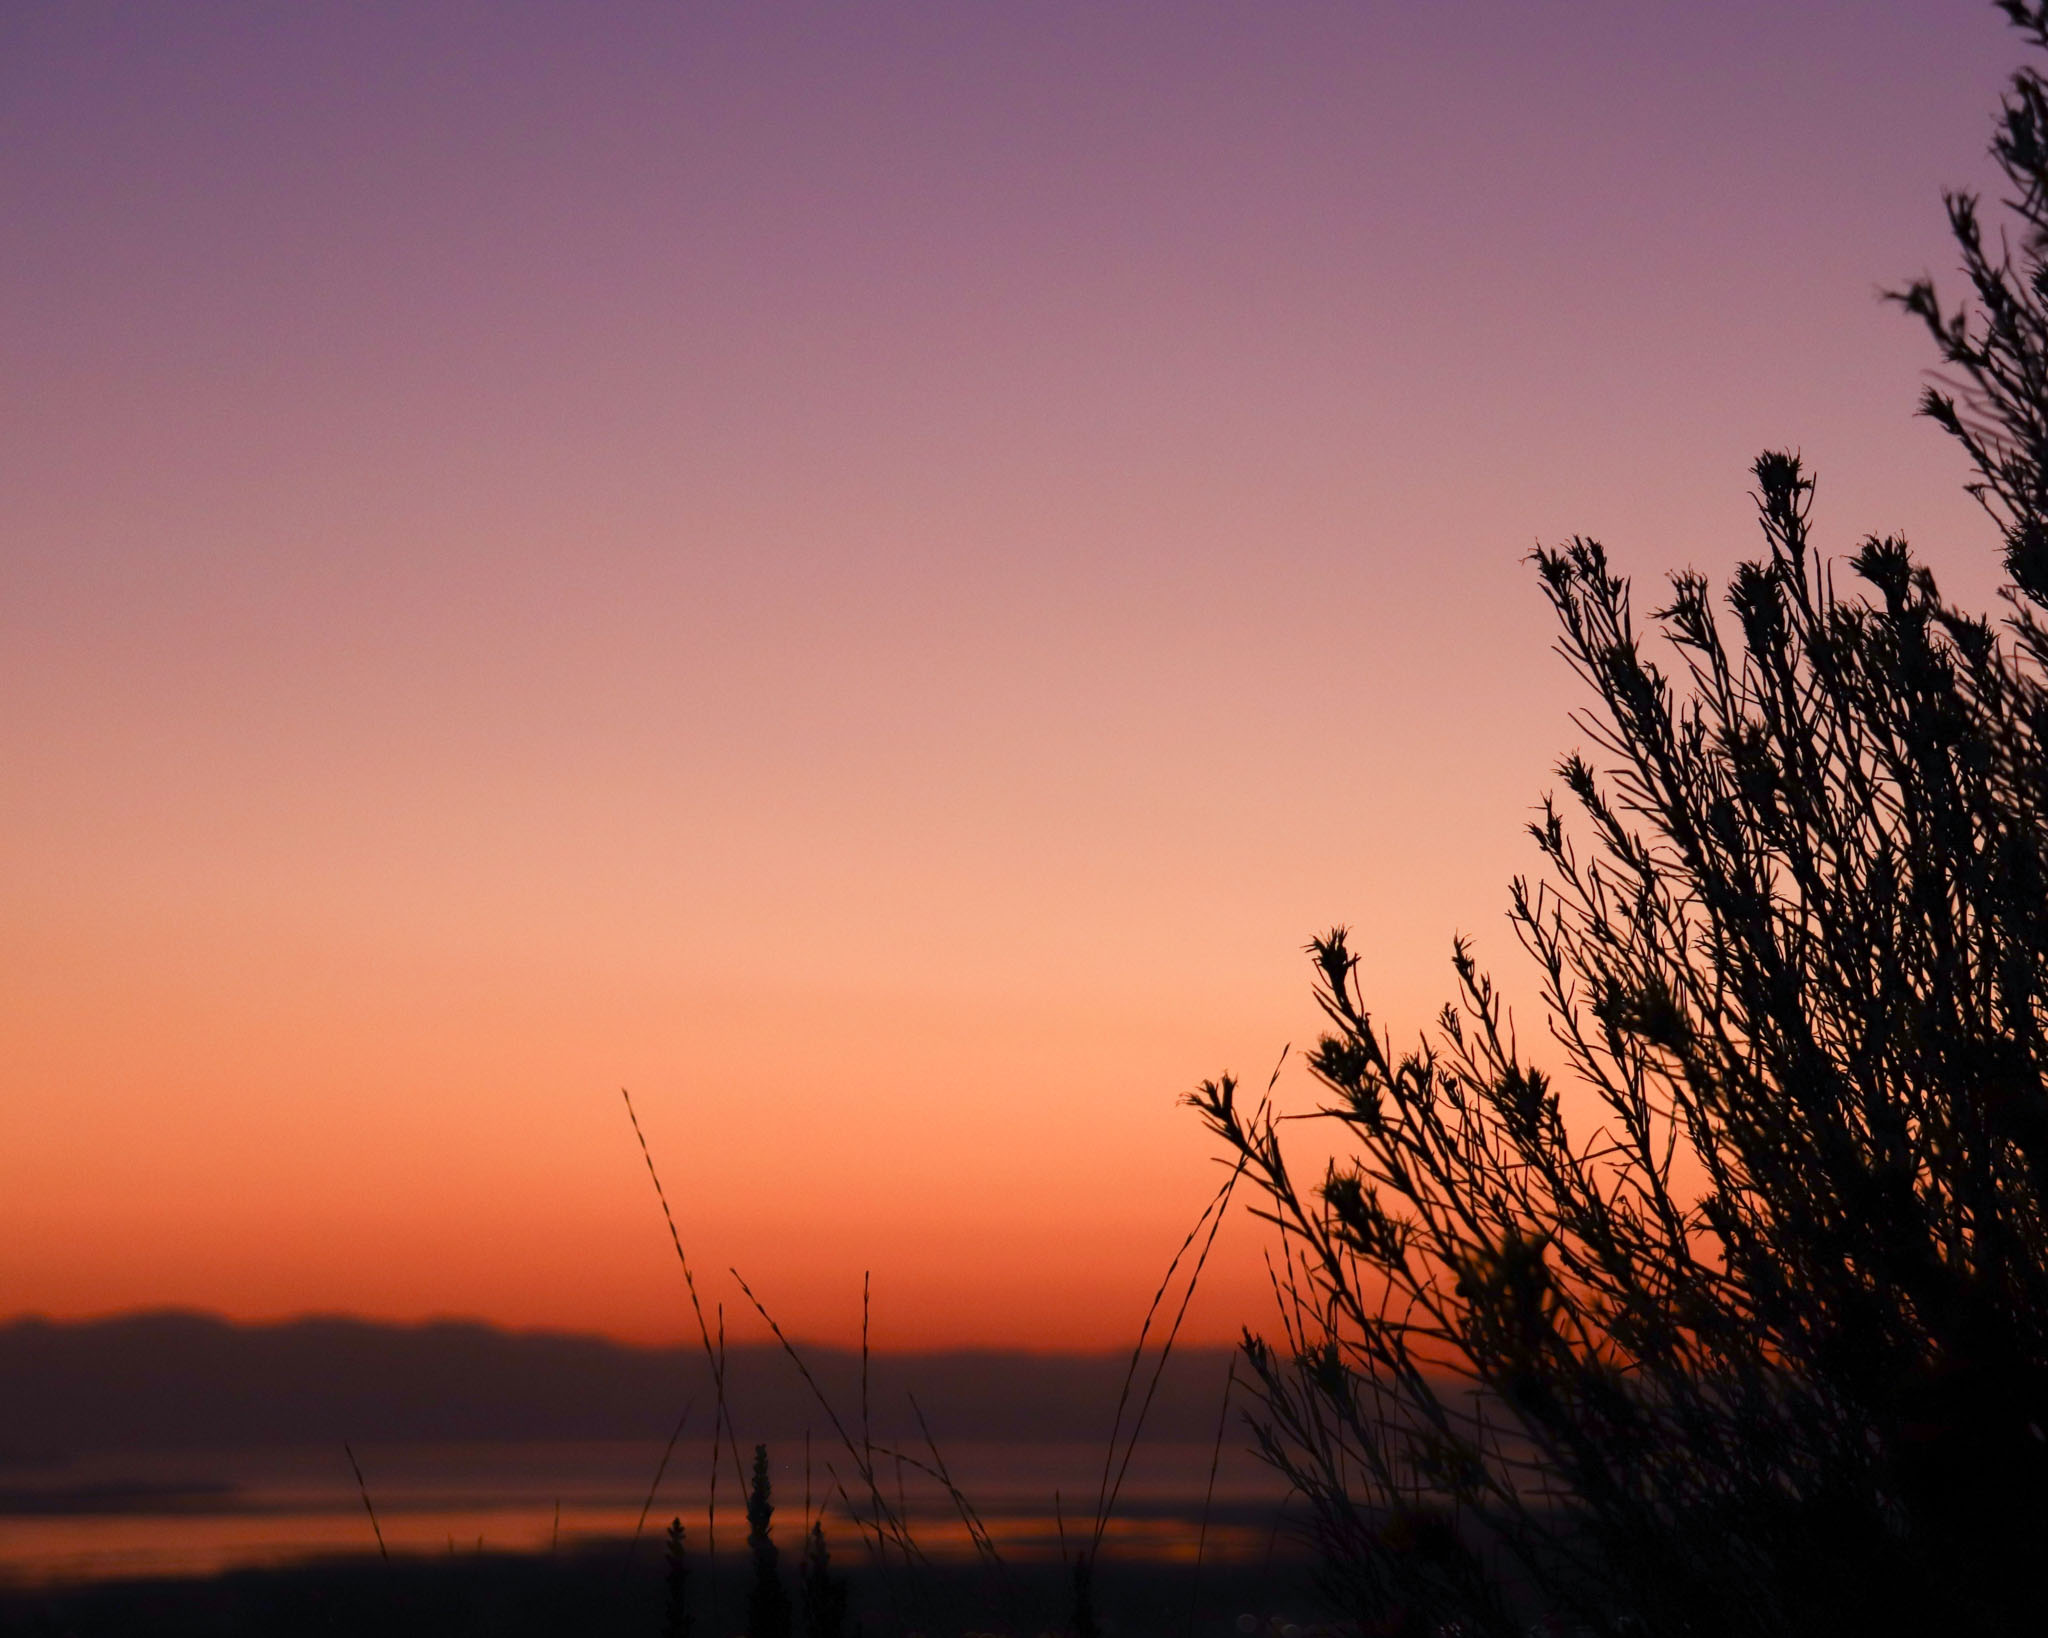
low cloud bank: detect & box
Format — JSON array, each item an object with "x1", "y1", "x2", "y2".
[{"x1": 0, "y1": 1312, "x2": 1237, "y2": 1460}]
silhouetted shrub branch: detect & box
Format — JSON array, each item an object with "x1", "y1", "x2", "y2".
[{"x1": 1195, "y1": 9, "x2": 2048, "y2": 1636}]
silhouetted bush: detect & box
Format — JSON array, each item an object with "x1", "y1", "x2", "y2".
[{"x1": 1194, "y1": 8, "x2": 2048, "y2": 1636}]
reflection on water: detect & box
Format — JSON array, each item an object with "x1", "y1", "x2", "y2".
[{"x1": 0, "y1": 1440, "x2": 1290, "y2": 1585}]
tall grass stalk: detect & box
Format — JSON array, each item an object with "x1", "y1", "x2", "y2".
[
  {"x1": 1184, "y1": 1359, "x2": 1237, "y2": 1638},
  {"x1": 861, "y1": 1275, "x2": 881, "y2": 1562},
  {"x1": 621, "y1": 1087, "x2": 749, "y2": 1500},
  {"x1": 343, "y1": 1441, "x2": 388, "y2": 1562},
  {"x1": 1088, "y1": 1049, "x2": 1279, "y2": 1562},
  {"x1": 731, "y1": 1266, "x2": 923, "y2": 1565},
  {"x1": 908, "y1": 1392, "x2": 1002, "y2": 1568},
  {"x1": 631, "y1": 1400, "x2": 695, "y2": 1559},
  {"x1": 710, "y1": 1306, "x2": 728, "y2": 1638}
]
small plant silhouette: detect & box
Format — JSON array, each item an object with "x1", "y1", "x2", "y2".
[
  {"x1": 663, "y1": 1516, "x2": 694, "y2": 1638},
  {"x1": 747, "y1": 1444, "x2": 793, "y2": 1638},
  {"x1": 798, "y1": 1518, "x2": 850, "y2": 1638}
]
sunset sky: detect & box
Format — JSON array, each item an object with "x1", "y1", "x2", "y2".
[{"x1": 2, "y1": 2, "x2": 2025, "y2": 1348}]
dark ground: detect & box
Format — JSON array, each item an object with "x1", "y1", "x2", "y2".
[{"x1": 0, "y1": 1543, "x2": 1333, "y2": 1638}]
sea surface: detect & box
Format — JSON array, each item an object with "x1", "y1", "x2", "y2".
[{"x1": 0, "y1": 1438, "x2": 1291, "y2": 1585}]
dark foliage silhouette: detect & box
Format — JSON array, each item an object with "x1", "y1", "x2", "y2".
[
  {"x1": 798, "y1": 1519, "x2": 851, "y2": 1638},
  {"x1": 746, "y1": 1444, "x2": 793, "y2": 1638},
  {"x1": 664, "y1": 1517, "x2": 694, "y2": 1638},
  {"x1": 1068, "y1": 1551, "x2": 1100, "y2": 1638},
  {"x1": 1193, "y1": 8, "x2": 2048, "y2": 1636}
]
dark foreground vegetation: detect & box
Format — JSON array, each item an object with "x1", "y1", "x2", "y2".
[
  {"x1": 0, "y1": 1546, "x2": 1321, "y2": 1638},
  {"x1": 1192, "y1": 5, "x2": 2048, "y2": 1636}
]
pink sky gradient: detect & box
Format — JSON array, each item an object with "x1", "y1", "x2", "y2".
[{"x1": 1, "y1": 2, "x2": 2026, "y2": 1346}]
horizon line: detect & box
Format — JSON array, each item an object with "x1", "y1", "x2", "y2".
[{"x1": 0, "y1": 1304, "x2": 1240, "y2": 1360}]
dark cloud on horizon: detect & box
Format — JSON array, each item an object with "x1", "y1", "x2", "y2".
[{"x1": 0, "y1": 1312, "x2": 1234, "y2": 1462}]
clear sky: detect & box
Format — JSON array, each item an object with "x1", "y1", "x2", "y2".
[{"x1": 1, "y1": 2, "x2": 2023, "y2": 1347}]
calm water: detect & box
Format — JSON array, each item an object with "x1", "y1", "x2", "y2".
[{"x1": 0, "y1": 1439, "x2": 1290, "y2": 1585}]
